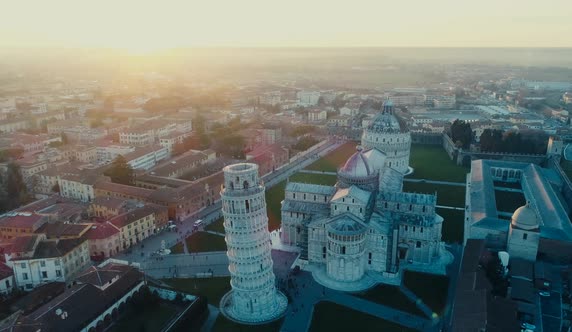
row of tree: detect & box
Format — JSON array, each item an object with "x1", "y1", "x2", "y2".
[
  {"x1": 450, "y1": 119, "x2": 473, "y2": 149},
  {"x1": 479, "y1": 129, "x2": 548, "y2": 154}
]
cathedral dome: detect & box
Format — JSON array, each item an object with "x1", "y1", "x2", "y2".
[
  {"x1": 328, "y1": 217, "x2": 366, "y2": 236},
  {"x1": 511, "y1": 203, "x2": 539, "y2": 230},
  {"x1": 339, "y1": 147, "x2": 374, "y2": 178}
]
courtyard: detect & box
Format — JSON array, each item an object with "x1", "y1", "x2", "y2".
[
  {"x1": 409, "y1": 145, "x2": 468, "y2": 182},
  {"x1": 163, "y1": 277, "x2": 231, "y2": 306},
  {"x1": 403, "y1": 271, "x2": 450, "y2": 316}
]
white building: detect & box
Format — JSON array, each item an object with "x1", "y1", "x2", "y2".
[
  {"x1": 308, "y1": 109, "x2": 327, "y2": 122},
  {"x1": 361, "y1": 100, "x2": 411, "y2": 174},
  {"x1": 281, "y1": 145, "x2": 448, "y2": 291},
  {"x1": 123, "y1": 145, "x2": 169, "y2": 170},
  {"x1": 10, "y1": 238, "x2": 90, "y2": 291},
  {"x1": 297, "y1": 91, "x2": 321, "y2": 106},
  {"x1": 219, "y1": 163, "x2": 287, "y2": 323}
]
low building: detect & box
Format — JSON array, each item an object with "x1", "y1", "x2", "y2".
[
  {"x1": 89, "y1": 196, "x2": 128, "y2": 218},
  {"x1": 0, "y1": 213, "x2": 47, "y2": 240},
  {"x1": 10, "y1": 238, "x2": 90, "y2": 291},
  {"x1": 150, "y1": 150, "x2": 214, "y2": 178},
  {"x1": 327, "y1": 115, "x2": 352, "y2": 127},
  {"x1": 109, "y1": 207, "x2": 156, "y2": 250},
  {"x1": 10, "y1": 261, "x2": 145, "y2": 331},
  {"x1": 85, "y1": 222, "x2": 121, "y2": 260},
  {"x1": 59, "y1": 172, "x2": 104, "y2": 202},
  {"x1": 123, "y1": 145, "x2": 169, "y2": 171},
  {"x1": 308, "y1": 109, "x2": 327, "y2": 122},
  {"x1": 245, "y1": 144, "x2": 289, "y2": 176},
  {"x1": 0, "y1": 262, "x2": 15, "y2": 295}
]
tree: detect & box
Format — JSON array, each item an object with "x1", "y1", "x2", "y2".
[
  {"x1": 104, "y1": 156, "x2": 135, "y2": 185},
  {"x1": 450, "y1": 119, "x2": 472, "y2": 149},
  {"x1": 2, "y1": 163, "x2": 28, "y2": 212}
]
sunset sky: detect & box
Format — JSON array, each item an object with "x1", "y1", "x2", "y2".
[{"x1": 1, "y1": 0, "x2": 571, "y2": 51}]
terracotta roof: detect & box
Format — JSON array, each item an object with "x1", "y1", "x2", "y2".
[
  {"x1": 0, "y1": 262, "x2": 13, "y2": 280},
  {"x1": 84, "y1": 222, "x2": 119, "y2": 240},
  {"x1": 91, "y1": 196, "x2": 127, "y2": 210},
  {"x1": 95, "y1": 180, "x2": 154, "y2": 199},
  {"x1": 109, "y1": 206, "x2": 154, "y2": 228},
  {"x1": 35, "y1": 223, "x2": 92, "y2": 239},
  {"x1": 26, "y1": 238, "x2": 87, "y2": 260},
  {"x1": 0, "y1": 214, "x2": 45, "y2": 229},
  {"x1": 15, "y1": 265, "x2": 143, "y2": 332}
]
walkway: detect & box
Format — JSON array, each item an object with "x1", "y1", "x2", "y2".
[
  {"x1": 436, "y1": 205, "x2": 465, "y2": 211},
  {"x1": 403, "y1": 178, "x2": 466, "y2": 186}
]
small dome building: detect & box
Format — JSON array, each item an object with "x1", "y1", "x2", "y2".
[{"x1": 507, "y1": 202, "x2": 540, "y2": 261}]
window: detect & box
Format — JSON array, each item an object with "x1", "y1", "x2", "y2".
[
  {"x1": 40, "y1": 261, "x2": 46, "y2": 268},
  {"x1": 56, "y1": 270, "x2": 62, "y2": 277},
  {"x1": 20, "y1": 263, "x2": 26, "y2": 269},
  {"x1": 42, "y1": 271, "x2": 48, "y2": 279},
  {"x1": 22, "y1": 273, "x2": 28, "y2": 280},
  {"x1": 416, "y1": 241, "x2": 421, "y2": 248},
  {"x1": 523, "y1": 233, "x2": 528, "y2": 240}
]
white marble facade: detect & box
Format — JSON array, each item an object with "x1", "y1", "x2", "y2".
[
  {"x1": 220, "y1": 163, "x2": 287, "y2": 323},
  {"x1": 281, "y1": 102, "x2": 446, "y2": 290}
]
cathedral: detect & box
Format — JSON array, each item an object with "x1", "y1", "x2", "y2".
[{"x1": 280, "y1": 100, "x2": 449, "y2": 290}]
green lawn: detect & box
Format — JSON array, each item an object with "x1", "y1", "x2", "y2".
[
  {"x1": 356, "y1": 284, "x2": 425, "y2": 317},
  {"x1": 403, "y1": 271, "x2": 449, "y2": 316},
  {"x1": 437, "y1": 208, "x2": 464, "y2": 244},
  {"x1": 211, "y1": 316, "x2": 283, "y2": 332},
  {"x1": 305, "y1": 141, "x2": 359, "y2": 172},
  {"x1": 403, "y1": 182, "x2": 465, "y2": 208},
  {"x1": 170, "y1": 232, "x2": 227, "y2": 254},
  {"x1": 409, "y1": 145, "x2": 468, "y2": 182},
  {"x1": 309, "y1": 301, "x2": 417, "y2": 332},
  {"x1": 289, "y1": 172, "x2": 338, "y2": 186},
  {"x1": 205, "y1": 217, "x2": 225, "y2": 233},
  {"x1": 110, "y1": 302, "x2": 177, "y2": 332},
  {"x1": 494, "y1": 190, "x2": 526, "y2": 213},
  {"x1": 266, "y1": 180, "x2": 287, "y2": 232},
  {"x1": 163, "y1": 277, "x2": 231, "y2": 306}
]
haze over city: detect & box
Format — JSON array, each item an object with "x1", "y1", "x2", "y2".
[{"x1": 0, "y1": 2, "x2": 572, "y2": 332}]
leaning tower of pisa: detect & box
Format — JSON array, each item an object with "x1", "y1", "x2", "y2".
[{"x1": 219, "y1": 163, "x2": 287, "y2": 323}]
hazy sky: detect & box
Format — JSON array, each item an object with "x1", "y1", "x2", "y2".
[{"x1": 1, "y1": 0, "x2": 571, "y2": 51}]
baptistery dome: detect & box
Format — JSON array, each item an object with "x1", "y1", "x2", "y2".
[{"x1": 361, "y1": 99, "x2": 411, "y2": 174}]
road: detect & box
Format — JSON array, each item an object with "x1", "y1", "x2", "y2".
[{"x1": 115, "y1": 138, "x2": 344, "y2": 265}]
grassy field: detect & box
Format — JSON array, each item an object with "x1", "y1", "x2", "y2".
[
  {"x1": 265, "y1": 180, "x2": 287, "y2": 232},
  {"x1": 205, "y1": 217, "x2": 225, "y2": 233},
  {"x1": 402, "y1": 182, "x2": 465, "y2": 208},
  {"x1": 305, "y1": 141, "x2": 358, "y2": 172},
  {"x1": 211, "y1": 316, "x2": 284, "y2": 332},
  {"x1": 170, "y1": 232, "x2": 227, "y2": 254},
  {"x1": 309, "y1": 301, "x2": 417, "y2": 332},
  {"x1": 289, "y1": 172, "x2": 338, "y2": 186},
  {"x1": 111, "y1": 302, "x2": 177, "y2": 332},
  {"x1": 163, "y1": 277, "x2": 231, "y2": 306},
  {"x1": 494, "y1": 190, "x2": 526, "y2": 213},
  {"x1": 437, "y1": 208, "x2": 464, "y2": 244},
  {"x1": 409, "y1": 145, "x2": 468, "y2": 182},
  {"x1": 356, "y1": 284, "x2": 425, "y2": 317},
  {"x1": 403, "y1": 271, "x2": 449, "y2": 316}
]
